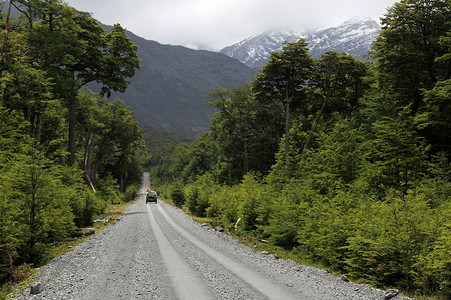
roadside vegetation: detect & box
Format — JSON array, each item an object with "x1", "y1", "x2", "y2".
[
  {"x1": 0, "y1": 0, "x2": 148, "y2": 296},
  {"x1": 151, "y1": 1, "x2": 451, "y2": 299}
]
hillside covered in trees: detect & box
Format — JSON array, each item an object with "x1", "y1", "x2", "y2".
[
  {"x1": 151, "y1": 0, "x2": 451, "y2": 298},
  {"x1": 100, "y1": 25, "x2": 257, "y2": 138},
  {"x1": 0, "y1": 0, "x2": 148, "y2": 289}
]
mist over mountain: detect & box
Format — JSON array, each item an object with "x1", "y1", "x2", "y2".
[{"x1": 220, "y1": 17, "x2": 380, "y2": 69}]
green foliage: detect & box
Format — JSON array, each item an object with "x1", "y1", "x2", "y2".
[
  {"x1": 365, "y1": 107, "x2": 430, "y2": 195},
  {"x1": 298, "y1": 118, "x2": 365, "y2": 192},
  {"x1": 252, "y1": 39, "x2": 314, "y2": 172},
  {"x1": 420, "y1": 78, "x2": 451, "y2": 157},
  {"x1": 313, "y1": 52, "x2": 369, "y2": 117},
  {"x1": 184, "y1": 185, "x2": 200, "y2": 215},
  {"x1": 96, "y1": 175, "x2": 121, "y2": 205},
  {"x1": 414, "y1": 222, "x2": 451, "y2": 297},
  {"x1": 234, "y1": 174, "x2": 266, "y2": 232},
  {"x1": 0, "y1": 0, "x2": 147, "y2": 287},
  {"x1": 122, "y1": 184, "x2": 140, "y2": 203},
  {"x1": 1, "y1": 149, "x2": 77, "y2": 266},
  {"x1": 170, "y1": 183, "x2": 186, "y2": 208},
  {"x1": 184, "y1": 184, "x2": 210, "y2": 217},
  {"x1": 206, "y1": 84, "x2": 276, "y2": 183},
  {"x1": 372, "y1": 0, "x2": 451, "y2": 114},
  {"x1": 264, "y1": 181, "x2": 311, "y2": 247}
]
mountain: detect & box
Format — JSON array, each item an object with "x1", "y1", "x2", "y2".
[
  {"x1": 218, "y1": 30, "x2": 305, "y2": 69},
  {"x1": 307, "y1": 17, "x2": 380, "y2": 60},
  {"x1": 5, "y1": 0, "x2": 256, "y2": 139},
  {"x1": 220, "y1": 17, "x2": 380, "y2": 69},
  {"x1": 4, "y1": 1, "x2": 255, "y2": 138},
  {"x1": 96, "y1": 27, "x2": 257, "y2": 138}
]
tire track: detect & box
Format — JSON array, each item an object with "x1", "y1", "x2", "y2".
[
  {"x1": 146, "y1": 203, "x2": 214, "y2": 299},
  {"x1": 148, "y1": 202, "x2": 301, "y2": 300}
]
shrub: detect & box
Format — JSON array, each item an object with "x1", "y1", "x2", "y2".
[
  {"x1": 184, "y1": 185, "x2": 199, "y2": 214},
  {"x1": 123, "y1": 184, "x2": 139, "y2": 202},
  {"x1": 96, "y1": 174, "x2": 121, "y2": 204},
  {"x1": 170, "y1": 184, "x2": 185, "y2": 208}
]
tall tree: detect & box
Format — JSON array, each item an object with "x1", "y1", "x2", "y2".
[
  {"x1": 206, "y1": 84, "x2": 275, "y2": 183},
  {"x1": 25, "y1": 1, "x2": 140, "y2": 166},
  {"x1": 0, "y1": 1, "x2": 52, "y2": 147},
  {"x1": 252, "y1": 40, "x2": 314, "y2": 171},
  {"x1": 372, "y1": 0, "x2": 451, "y2": 114},
  {"x1": 301, "y1": 51, "x2": 368, "y2": 160},
  {"x1": 77, "y1": 95, "x2": 145, "y2": 192},
  {"x1": 418, "y1": 30, "x2": 451, "y2": 156}
]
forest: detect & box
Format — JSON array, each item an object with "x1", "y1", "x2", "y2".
[
  {"x1": 150, "y1": 0, "x2": 451, "y2": 298},
  {"x1": 0, "y1": 0, "x2": 148, "y2": 290}
]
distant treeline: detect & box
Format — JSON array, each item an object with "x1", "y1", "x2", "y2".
[
  {"x1": 0, "y1": 0, "x2": 147, "y2": 287},
  {"x1": 150, "y1": 0, "x2": 451, "y2": 298}
]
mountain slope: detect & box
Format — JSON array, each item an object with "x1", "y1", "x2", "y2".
[
  {"x1": 97, "y1": 27, "x2": 257, "y2": 138},
  {"x1": 220, "y1": 31, "x2": 305, "y2": 69},
  {"x1": 308, "y1": 17, "x2": 380, "y2": 60},
  {"x1": 220, "y1": 18, "x2": 380, "y2": 69}
]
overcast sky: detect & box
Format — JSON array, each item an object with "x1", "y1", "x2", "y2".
[{"x1": 65, "y1": 0, "x2": 397, "y2": 51}]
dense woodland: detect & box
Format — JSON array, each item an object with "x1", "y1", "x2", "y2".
[
  {"x1": 0, "y1": 0, "x2": 147, "y2": 289},
  {"x1": 151, "y1": 0, "x2": 451, "y2": 298}
]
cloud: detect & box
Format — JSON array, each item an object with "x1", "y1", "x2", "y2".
[{"x1": 66, "y1": 0, "x2": 397, "y2": 50}]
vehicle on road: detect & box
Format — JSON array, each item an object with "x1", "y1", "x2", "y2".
[{"x1": 146, "y1": 188, "x2": 158, "y2": 204}]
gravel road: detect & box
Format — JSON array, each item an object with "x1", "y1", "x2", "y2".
[{"x1": 11, "y1": 173, "x2": 413, "y2": 300}]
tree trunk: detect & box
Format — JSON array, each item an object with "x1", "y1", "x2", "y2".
[
  {"x1": 83, "y1": 129, "x2": 96, "y2": 193},
  {"x1": 244, "y1": 139, "x2": 249, "y2": 173},
  {"x1": 2, "y1": 0, "x2": 13, "y2": 52},
  {"x1": 90, "y1": 133, "x2": 111, "y2": 182},
  {"x1": 285, "y1": 96, "x2": 291, "y2": 174},
  {"x1": 67, "y1": 98, "x2": 76, "y2": 166},
  {"x1": 35, "y1": 112, "x2": 43, "y2": 150},
  {"x1": 301, "y1": 96, "x2": 329, "y2": 163},
  {"x1": 119, "y1": 174, "x2": 125, "y2": 192}
]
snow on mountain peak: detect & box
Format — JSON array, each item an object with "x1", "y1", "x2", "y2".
[
  {"x1": 219, "y1": 18, "x2": 380, "y2": 69},
  {"x1": 343, "y1": 16, "x2": 378, "y2": 25}
]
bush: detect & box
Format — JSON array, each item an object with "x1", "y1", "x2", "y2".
[
  {"x1": 184, "y1": 185, "x2": 199, "y2": 214},
  {"x1": 237, "y1": 174, "x2": 268, "y2": 232},
  {"x1": 123, "y1": 184, "x2": 139, "y2": 202},
  {"x1": 96, "y1": 175, "x2": 121, "y2": 204},
  {"x1": 170, "y1": 184, "x2": 185, "y2": 208}
]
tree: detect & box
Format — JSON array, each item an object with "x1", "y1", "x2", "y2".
[
  {"x1": 10, "y1": 150, "x2": 75, "y2": 263},
  {"x1": 0, "y1": 2, "x2": 54, "y2": 148},
  {"x1": 300, "y1": 51, "x2": 368, "y2": 161},
  {"x1": 418, "y1": 30, "x2": 451, "y2": 156},
  {"x1": 0, "y1": 0, "x2": 146, "y2": 284},
  {"x1": 25, "y1": 1, "x2": 140, "y2": 166},
  {"x1": 372, "y1": 0, "x2": 451, "y2": 114},
  {"x1": 367, "y1": 107, "x2": 429, "y2": 195},
  {"x1": 299, "y1": 118, "x2": 365, "y2": 189},
  {"x1": 253, "y1": 40, "x2": 314, "y2": 171},
  {"x1": 206, "y1": 84, "x2": 275, "y2": 183},
  {"x1": 77, "y1": 93, "x2": 145, "y2": 192}
]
